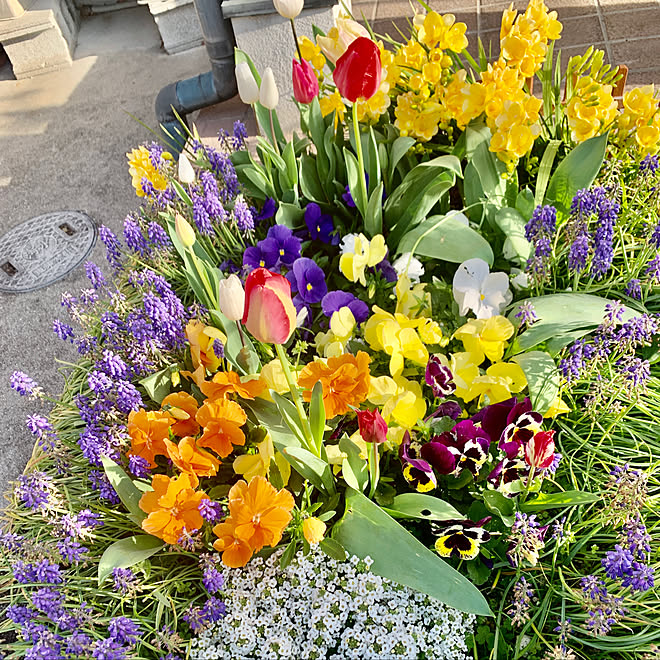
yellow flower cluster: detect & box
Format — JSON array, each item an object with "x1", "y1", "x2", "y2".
[
  {"x1": 126, "y1": 146, "x2": 171, "y2": 197},
  {"x1": 616, "y1": 85, "x2": 660, "y2": 153},
  {"x1": 565, "y1": 75, "x2": 618, "y2": 143},
  {"x1": 298, "y1": 35, "x2": 326, "y2": 72}
]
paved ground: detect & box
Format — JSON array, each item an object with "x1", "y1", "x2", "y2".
[{"x1": 1, "y1": 0, "x2": 659, "y2": 497}]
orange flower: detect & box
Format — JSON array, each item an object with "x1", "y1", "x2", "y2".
[
  {"x1": 164, "y1": 436, "x2": 220, "y2": 478},
  {"x1": 127, "y1": 409, "x2": 174, "y2": 468},
  {"x1": 212, "y1": 476, "x2": 295, "y2": 567},
  {"x1": 196, "y1": 399, "x2": 247, "y2": 458},
  {"x1": 161, "y1": 392, "x2": 200, "y2": 437},
  {"x1": 200, "y1": 370, "x2": 266, "y2": 402},
  {"x1": 140, "y1": 473, "x2": 208, "y2": 545},
  {"x1": 183, "y1": 320, "x2": 226, "y2": 386},
  {"x1": 298, "y1": 351, "x2": 371, "y2": 418}
]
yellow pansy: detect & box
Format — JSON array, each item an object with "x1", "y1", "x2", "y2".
[
  {"x1": 315, "y1": 307, "x2": 356, "y2": 357},
  {"x1": 443, "y1": 352, "x2": 481, "y2": 402},
  {"x1": 369, "y1": 375, "x2": 426, "y2": 431},
  {"x1": 543, "y1": 396, "x2": 571, "y2": 418},
  {"x1": 464, "y1": 362, "x2": 527, "y2": 405},
  {"x1": 454, "y1": 316, "x2": 515, "y2": 364},
  {"x1": 233, "y1": 435, "x2": 291, "y2": 485},
  {"x1": 339, "y1": 234, "x2": 387, "y2": 286},
  {"x1": 259, "y1": 359, "x2": 301, "y2": 402},
  {"x1": 395, "y1": 274, "x2": 431, "y2": 318}
]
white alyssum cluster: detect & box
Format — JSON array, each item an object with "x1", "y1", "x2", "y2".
[{"x1": 190, "y1": 548, "x2": 475, "y2": 660}]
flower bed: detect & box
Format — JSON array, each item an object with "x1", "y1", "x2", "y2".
[{"x1": 1, "y1": 1, "x2": 660, "y2": 658}]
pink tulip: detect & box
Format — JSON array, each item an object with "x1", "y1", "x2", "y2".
[{"x1": 292, "y1": 58, "x2": 319, "y2": 104}]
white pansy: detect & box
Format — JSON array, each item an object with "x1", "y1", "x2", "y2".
[
  {"x1": 452, "y1": 257, "x2": 513, "y2": 319},
  {"x1": 339, "y1": 232, "x2": 358, "y2": 255},
  {"x1": 510, "y1": 268, "x2": 530, "y2": 290},
  {"x1": 392, "y1": 252, "x2": 424, "y2": 283}
]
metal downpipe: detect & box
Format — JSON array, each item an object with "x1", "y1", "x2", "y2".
[{"x1": 155, "y1": 0, "x2": 238, "y2": 154}]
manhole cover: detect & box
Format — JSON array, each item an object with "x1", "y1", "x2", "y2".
[{"x1": 0, "y1": 211, "x2": 97, "y2": 293}]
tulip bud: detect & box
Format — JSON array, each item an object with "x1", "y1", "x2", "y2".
[
  {"x1": 218, "y1": 274, "x2": 245, "y2": 322},
  {"x1": 236, "y1": 61, "x2": 260, "y2": 105},
  {"x1": 333, "y1": 37, "x2": 381, "y2": 102},
  {"x1": 302, "y1": 517, "x2": 326, "y2": 545},
  {"x1": 524, "y1": 430, "x2": 556, "y2": 470},
  {"x1": 273, "y1": 0, "x2": 303, "y2": 19},
  {"x1": 178, "y1": 152, "x2": 196, "y2": 184},
  {"x1": 175, "y1": 212, "x2": 196, "y2": 248},
  {"x1": 356, "y1": 408, "x2": 388, "y2": 444},
  {"x1": 292, "y1": 58, "x2": 319, "y2": 104},
  {"x1": 259, "y1": 67, "x2": 279, "y2": 110},
  {"x1": 242, "y1": 267, "x2": 296, "y2": 344}
]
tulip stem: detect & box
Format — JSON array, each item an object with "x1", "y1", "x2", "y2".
[
  {"x1": 275, "y1": 343, "x2": 317, "y2": 456},
  {"x1": 268, "y1": 109, "x2": 280, "y2": 156},
  {"x1": 188, "y1": 249, "x2": 218, "y2": 310},
  {"x1": 235, "y1": 320, "x2": 246, "y2": 348},
  {"x1": 368, "y1": 441, "x2": 380, "y2": 499},
  {"x1": 289, "y1": 18, "x2": 304, "y2": 66},
  {"x1": 351, "y1": 101, "x2": 369, "y2": 221}
]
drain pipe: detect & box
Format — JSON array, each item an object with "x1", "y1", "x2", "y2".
[{"x1": 155, "y1": 0, "x2": 238, "y2": 155}]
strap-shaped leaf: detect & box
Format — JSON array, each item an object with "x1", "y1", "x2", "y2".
[{"x1": 98, "y1": 535, "x2": 164, "y2": 584}]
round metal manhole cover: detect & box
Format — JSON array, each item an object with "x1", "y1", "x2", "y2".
[{"x1": 0, "y1": 211, "x2": 97, "y2": 294}]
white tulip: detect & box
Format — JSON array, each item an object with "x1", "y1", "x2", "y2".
[
  {"x1": 452, "y1": 257, "x2": 513, "y2": 319},
  {"x1": 218, "y1": 274, "x2": 245, "y2": 322},
  {"x1": 236, "y1": 61, "x2": 260, "y2": 105},
  {"x1": 259, "y1": 67, "x2": 279, "y2": 110},
  {"x1": 177, "y1": 152, "x2": 196, "y2": 184},
  {"x1": 273, "y1": 0, "x2": 304, "y2": 19},
  {"x1": 175, "y1": 212, "x2": 196, "y2": 249}
]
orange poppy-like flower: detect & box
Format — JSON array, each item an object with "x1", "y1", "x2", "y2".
[
  {"x1": 140, "y1": 473, "x2": 208, "y2": 545},
  {"x1": 298, "y1": 351, "x2": 371, "y2": 418},
  {"x1": 127, "y1": 409, "x2": 174, "y2": 468},
  {"x1": 200, "y1": 370, "x2": 266, "y2": 402},
  {"x1": 196, "y1": 399, "x2": 247, "y2": 458},
  {"x1": 212, "y1": 476, "x2": 295, "y2": 567},
  {"x1": 164, "y1": 436, "x2": 220, "y2": 478},
  {"x1": 161, "y1": 391, "x2": 200, "y2": 437}
]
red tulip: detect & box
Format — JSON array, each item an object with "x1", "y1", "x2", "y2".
[
  {"x1": 356, "y1": 408, "x2": 388, "y2": 444},
  {"x1": 292, "y1": 58, "x2": 319, "y2": 104},
  {"x1": 524, "y1": 430, "x2": 556, "y2": 470},
  {"x1": 332, "y1": 37, "x2": 381, "y2": 103},
  {"x1": 242, "y1": 268, "x2": 296, "y2": 345}
]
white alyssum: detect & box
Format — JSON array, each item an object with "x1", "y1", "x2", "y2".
[{"x1": 190, "y1": 548, "x2": 475, "y2": 660}]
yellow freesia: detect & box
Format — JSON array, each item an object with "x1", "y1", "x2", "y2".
[
  {"x1": 454, "y1": 316, "x2": 514, "y2": 364},
  {"x1": 340, "y1": 234, "x2": 387, "y2": 286}
]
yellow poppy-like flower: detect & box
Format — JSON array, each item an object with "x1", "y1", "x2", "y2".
[
  {"x1": 303, "y1": 517, "x2": 326, "y2": 545},
  {"x1": 454, "y1": 316, "x2": 515, "y2": 365},
  {"x1": 339, "y1": 234, "x2": 387, "y2": 286},
  {"x1": 126, "y1": 146, "x2": 170, "y2": 198},
  {"x1": 319, "y1": 90, "x2": 346, "y2": 128},
  {"x1": 233, "y1": 434, "x2": 291, "y2": 485},
  {"x1": 368, "y1": 375, "x2": 426, "y2": 431}
]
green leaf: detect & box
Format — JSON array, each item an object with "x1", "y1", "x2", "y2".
[
  {"x1": 275, "y1": 202, "x2": 304, "y2": 229},
  {"x1": 300, "y1": 154, "x2": 326, "y2": 203},
  {"x1": 338, "y1": 434, "x2": 368, "y2": 492},
  {"x1": 170, "y1": 179, "x2": 192, "y2": 206},
  {"x1": 98, "y1": 535, "x2": 164, "y2": 584},
  {"x1": 309, "y1": 381, "x2": 326, "y2": 450},
  {"x1": 534, "y1": 139, "x2": 560, "y2": 206},
  {"x1": 365, "y1": 182, "x2": 383, "y2": 237},
  {"x1": 382, "y1": 493, "x2": 461, "y2": 521},
  {"x1": 282, "y1": 446, "x2": 335, "y2": 494},
  {"x1": 397, "y1": 212, "x2": 494, "y2": 265},
  {"x1": 516, "y1": 187, "x2": 535, "y2": 219},
  {"x1": 320, "y1": 537, "x2": 347, "y2": 561},
  {"x1": 101, "y1": 456, "x2": 145, "y2": 523},
  {"x1": 272, "y1": 392, "x2": 307, "y2": 447},
  {"x1": 280, "y1": 540, "x2": 297, "y2": 569},
  {"x1": 333, "y1": 490, "x2": 492, "y2": 616},
  {"x1": 245, "y1": 398, "x2": 303, "y2": 451},
  {"x1": 365, "y1": 127, "x2": 381, "y2": 196},
  {"x1": 520, "y1": 490, "x2": 600, "y2": 512},
  {"x1": 483, "y1": 490, "x2": 515, "y2": 526},
  {"x1": 139, "y1": 366, "x2": 173, "y2": 405},
  {"x1": 511, "y1": 351, "x2": 559, "y2": 414},
  {"x1": 388, "y1": 136, "x2": 415, "y2": 179},
  {"x1": 509, "y1": 293, "x2": 638, "y2": 353},
  {"x1": 344, "y1": 147, "x2": 366, "y2": 217},
  {"x1": 494, "y1": 207, "x2": 531, "y2": 267},
  {"x1": 469, "y1": 139, "x2": 507, "y2": 205},
  {"x1": 282, "y1": 140, "x2": 299, "y2": 187},
  {"x1": 544, "y1": 132, "x2": 608, "y2": 217}
]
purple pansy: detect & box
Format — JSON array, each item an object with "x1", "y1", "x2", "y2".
[
  {"x1": 304, "y1": 203, "x2": 338, "y2": 244},
  {"x1": 287, "y1": 258, "x2": 327, "y2": 304},
  {"x1": 399, "y1": 432, "x2": 437, "y2": 492},
  {"x1": 260, "y1": 225, "x2": 302, "y2": 268},
  {"x1": 425, "y1": 355, "x2": 456, "y2": 398},
  {"x1": 243, "y1": 244, "x2": 278, "y2": 272},
  {"x1": 321, "y1": 291, "x2": 369, "y2": 324},
  {"x1": 421, "y1": 420, "x2": 490, "y2": 476},
  {"x1": 256, "y1": 197, "x2": 277, "y2": 222}
]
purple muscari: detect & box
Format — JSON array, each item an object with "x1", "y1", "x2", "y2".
[
  {"x1": 31, "y1": 587, "x2": 64, "y2": 618},
  {"x1": 321, "y1": 291, "x2": 369, "y2": 324},
  {"x1": 53, "y1": 319, "x2": 74, "y2": 342},
  {"x1": 92, "y1": 638, "x2": 127, "y2": 660},
  {"x1": 85, "y1": 261, "x2": 106, "y2": 290},
  {"x1": 10, "y1": 371, "x2": 39, "y2": 397},
  {"x1": 243, "y1": 244, "x2": 277, "y2": 272},
  {"x1": 645, "y1": 253, "x2": 660, "y2": 283},
  {"x1": 525, "y1": 204, "x2": 557, "y2": 243},
  {"x1": 13, "y1": 559, "x2": 63, "y2": 585},
  {"x1": 212, "y1": 339, "x2": 225, "y2": 360},
  {"x1": 99, "y1": 225, "x2": 123, "y2": 271},
  {"x1": 108, "y1": 617, "x2": 141, "y2": 645},
  {"x1": 198, "y1": 499, "x2": 224, "y2": 523},
  {"x1": 183, "y1": 597, "x2": 226, "y2": 632},
  {"x1": 101, "y1": 350, "x2": 128, "y2": 379},
  {"x1": 202, "y1": 566, "x2": 224, "y2": 594},
  {"x1": 123, "y1": 218, "x2": 149, "y2": 256},
  {"x1": 16, "y1": 472, "x2": 52, "y2": 510},
  {"x1": 88, "y1": 370, "x2": 113, "y2": 394},
  {"x1": 287, "y1": 258, "x2": 328, "y2": 304},
  {"x1": 112, "y1": 567, "x2": 137, "y2": 596},
  {"x1": 233, "y1": 197, "x2": 254, "y2": 232},
  {"x1": 128, "y1": 454, "x2": 151, "y2": 479},
  {"x1": 66, "y1": 632, "x2": 93, "y2": 657},
  {"x1": 640, "y1": 154, "x2": 659, "y2": 174},
  {"x1": 79, "y1": 288, "x2": 99, "y2": 308},
  {"x1": 515, "y1": 300, "x2": 538, "y2": 327},
  {"x1": 26, "y1": 415, "x2": 57, "y2": 451},
  {"x1": 192, "y1": 191, "x2": 213, "y2": 236},
  {"x1": 233, "y1": 120, "x2": 248, "y2": 149},
  {"x1": 651, "y1": 220, "x2": 660, "y2": 250},
  {"x1": 625, "y1": 278, "x2": 642, "y2": 300},
  {"x1": 623, "y1": 516, "x2": 652, "y2": 559},
  {"x1": 602, "y1": 544, "x2": 634, "y2": 580},
  {"x1": 58, "y1": 509, "x2": 103, "y2": 539},
  {"x1": 76, "y1": 334, "x2": 98, "y2": 356},
  {"x1": 256, "y1": 197, "x2": 277, "y2": 222},
  {"x1": 507, "y1": 576, "x2": 535, "y2": 627},
  {"x1": 57, "y1": 537, "x2": 89, "y2": 563},
  {"x1": 425, "y1": 355, "x2": 455, "y2": 398},
  {"x1": 581, "y1": 575, "x2": 608, "y2": 600},
  {"x1": 507, "y1": 512, "x2": 547, "y2": 567},
  {"x1": 141, "y1": 180, "x2": 175, "y2": 210},
  {"x1": 260, "y1": 225, "x2": 302, "y2": 268},
  {"x1": 568, "y1": 232, "x2": 589, "y2": 272},
  {"x1": 148, "y1": 221, "x2": 172, "y2": 250},
  {"x1": 305, "y1": 203, "x2": 338, "y2": 244},
  {"x1": 89, "y1": 469, "x2": 121, "y2": 504},
  {"x1": 617, "y1": 355, "x2": 650, "y2": 389},
  {"x1": 559, "y1": 338, "x2": 596, "y2": 382},
  {"x1": 201, "y1": 145, "x2": 239, "y2": 200},
  {"x1": 200, "y1": 171, "x2": 225, "y2": 220},
  {"x1": 147, "y1": 142, "x2": 165, "y2": 169},
  {"x1": 6, "y1": 605, "x2": 34, "y2": 625},
  {"x1": 590, "y1": 191, "x2": 618, "y2": 279},
  {"x1": 622, "y1": 562, "x2": 655, "y2": 592},
  {"x1": 571, "y1": 188, "x2": 597, "y2": 219}
]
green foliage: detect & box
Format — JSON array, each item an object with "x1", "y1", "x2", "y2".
[{"x1": 98, "y1": 535, "x2": 165, "y2": 584}]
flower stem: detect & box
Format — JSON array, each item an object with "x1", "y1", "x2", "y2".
[
  {"x1": 189, "y1": 249, "x2": 218, "y2": 310},
  {"x1": 351, "y1": 101, "x2": 368, "y2": 220},
  {"x1": 235, "y1": 320, "x2": 246, "y2": 348},
  {"x1": 289, "y1": 18, "x2": 304, "y2": 65},
  {"x1": 368, "y1": 441, "x2": 380, "y2": 499},
  {"x1": 275, "y1": 343, "x2": 317, "y2": 456},
  {"x1": 269, "y1": 109, "x2": 280, "y2": 156}
]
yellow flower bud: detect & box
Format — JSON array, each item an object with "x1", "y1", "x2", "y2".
[
  {"x1": 175, "y1": 212, "x2": 196, "y2": 248},
  {"x1": 303, "y1": 517, "x2": 326, "y2": 545}
]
